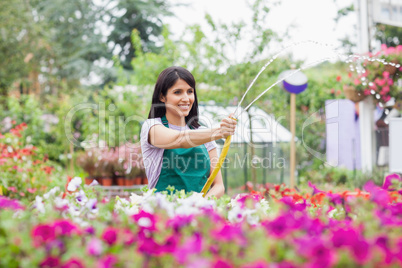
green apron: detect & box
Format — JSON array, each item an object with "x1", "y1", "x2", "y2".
[{"x1": 155, "y1": 115, "x2": 211, "y2": 193}]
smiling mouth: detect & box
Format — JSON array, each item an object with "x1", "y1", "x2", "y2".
[{"x1": 178, "y1": 104, "x2": 190, "y2": 110}]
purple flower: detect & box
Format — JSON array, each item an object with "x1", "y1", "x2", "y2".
[
  {"x1": 382, "y1": 173, "x2": 401, "y2": 191},
  {"x1": 97, "y1": 254, "x2": 117, "y2": 268},
  {"x1": 32, "y1": 224, "x2": 56, "y2": 247},
  {"x1": 327, "y1": 193, "x2": 343, "y2": 205},
  {"x1": 61, "y1": 258, "x2": 84, "y2": 268},
  {"x1": 39, "y1": 256, "x2": 60, "y2": 268},
  {"x1": 53, "y1": 219, "x2": 78, "y2": 236},
  {"x1": 280, "y1": 196, "x2": 306, "y2": 211},
  {"x1": 102, "y1": 227, "x2": 118, "y2": 246},
  {"x1": 84, "y1": 226, "x2": 96, "y2": 235},
  {"x1": 375, "y1": 236, "x2": 394, "y2": 265},
  {"x1": 87, "y1": 238, "x2": 103, "y2": 256}
]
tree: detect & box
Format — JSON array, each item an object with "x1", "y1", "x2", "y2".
[{"x1": 107, "y1": 0, "x2": 173, "y2": 70}]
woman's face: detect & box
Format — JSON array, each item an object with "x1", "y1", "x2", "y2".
[{"x1": 160, "y1": 79, "x2": 195, "y2": 117}]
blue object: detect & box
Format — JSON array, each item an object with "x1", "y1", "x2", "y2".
[{"x1": 279, "y1": 70, "x2": 308, "y2": 94}]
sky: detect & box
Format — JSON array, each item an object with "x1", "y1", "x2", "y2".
[{"x1": 164, "y1": 0, "x2": 357, "y2": 65}]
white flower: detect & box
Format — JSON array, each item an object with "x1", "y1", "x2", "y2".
[
  {"x1": 67, "y1": 177, "x2": 82, "y2": 192},
  {"x1": 75, "y1": 190, "x2": 88, "y2": 205},
  {"x1": 86, "y1": 198, "x2": 98, "y2": 214},
  {"x1": 33, "y1": 196, "x2": 45, "y2": 213},
  {"x1": 43, "y1": 187, "x2": 60, "y2": 199},
  {"x1": 54, "y1": 197, "x2": 70, "y2": 209}
]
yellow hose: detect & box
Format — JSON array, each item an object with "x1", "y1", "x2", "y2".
[{"x1": 201, "y1": 135, "x2": 232, "y2": 196}]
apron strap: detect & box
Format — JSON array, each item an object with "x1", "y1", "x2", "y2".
[{"x1": 161, "y1": 115, "x2": 169, "y2": 128}]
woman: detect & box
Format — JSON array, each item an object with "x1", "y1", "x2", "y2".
[{"x1": 140, "y1": 66, "x2": 237, "y2": 198}]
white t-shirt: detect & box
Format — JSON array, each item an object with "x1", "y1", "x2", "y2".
[{"x1": 140, "y1": 118, "x2": 217, "y2": 189}]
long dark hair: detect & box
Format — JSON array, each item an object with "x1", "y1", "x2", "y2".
[{"x1": 148, "y1": 66, "x2": 200, "y2": 128}]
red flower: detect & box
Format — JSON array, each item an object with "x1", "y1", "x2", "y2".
[{"x1": 336, "y1": 75, "x2": 342, "y2": 82}]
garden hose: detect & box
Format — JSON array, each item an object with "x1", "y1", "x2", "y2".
[{"x1": 201, "y1": 118, "x2": 236, "y2": 197}]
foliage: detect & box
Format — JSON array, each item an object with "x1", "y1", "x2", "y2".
[
  {"x1": 0, "y1": 122, "x2": 63, "y2": 201},
  {"x1": 1, "y1": 175, "x2": 402, "y2": 266}
]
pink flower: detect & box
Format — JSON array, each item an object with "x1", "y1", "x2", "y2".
[
  {"x1": 39, "y1": 256, "x2": 60, "y2": 268},
  {"x1": 331, "y1": 227, "x2": 359, "y2": 248},
  {"x1": 27, "y1": 188, "x2": 37, "y2": 193},
  {"x1": 375, "y1": 78, "x2": 386, "y2": 86},
  {"x1": 383, "y1": 173, "x2": 401, "y2": 191},
  {"x1": 353, "y1": 78, "x2": 361, "y2": 85},
  {"x1": 351, "y1": 239, "x2": 371, "y2": 265},
  {"x1": 364, "y1": 89, "x2": 371, "y2": 96},
  {"x1": 53, "y1": 219, "x2": 79, "y2": 236},
  {"x1": 101, "y1": 227, "x2": 118, "y2": 246},
  {"x1": 213, "y1": 259, "x2": 233, "y2": 268},
  {"x1": 122, "y1": 229, "x2": 136, "y2": 246},
  {"x1": 383, "y1": 71, "x2": 390, "y2": 79},
  {"x1": 32, "y1": 224, "x2": 56, "y2": 247},
  {"x1": 364, "y1": 181, "x2": 390, "y2": 206},
  {"x1": 296, "y1": 237, "x2": 336, "y2": 268},
  {"x1": 87, "y1": 238, "x2": 103, "y2": 256},
  {"x1": 138, "y1": 237, "x2": 162, "y2": 256},
  {"x1": 241, "y1": 261, "x2": 269, "y2": 268},
  {"x1": 174, "y1": 232, "x2": 202, "y2": 264},
  {"x1": 212, "y1": 224, "x2": 247, "y2": 246},
  {"x1": 132, "y1": 210, "x2": 157, "y2": 231},
  {"x1": 61, "y1": 258, "x2": 84, "y2": 268},
  {"x1": 97, "y1": 255, "x2": 117, "y2": 268},
  {"x1": 381, "y1": 86, "x2": 390, "y2": 94},
  {"x1": 0, "y1": 196, "x2": 24, "y2": 210}
]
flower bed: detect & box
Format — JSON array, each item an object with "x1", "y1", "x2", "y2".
[{"x1": 0, "y1": 174, "x2": 401, "y2": 267}]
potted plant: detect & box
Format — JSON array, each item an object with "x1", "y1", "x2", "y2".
[{"x1": 76, "y1": 148, "x2": 100, "y2": 185}]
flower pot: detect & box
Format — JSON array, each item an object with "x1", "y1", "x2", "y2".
[
  {"x1": 85, "y1": 176, "x2": 95, "y2": 185},
  {"x1": 116, "y1": 176, "x2": 126, "y2": 186},
  {"x1": 134, "y1": 176, "x2": 142, "y2": 185},
  {"x1": 125, "y1": 178, "x2": 135, "y2": 186},
  {"x1": 384, "y1": 60, "x2": 399, "y2": 75},
  {"x1": 343, "y1": 85, "x2": 367, "y2": 103},
  {"x1": 101, "y1": 177, "x2": 113, "y2": 186},
  {"x1": 142, "y1": 177, "x2": 148, "y2": 185}
]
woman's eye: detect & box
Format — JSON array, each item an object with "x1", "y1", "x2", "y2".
[
  {"x1": 188, "y1": 90, "x2": 193, "y2": 94},
  {"x1": 174, "y1": 91, "x2": 181, "y2": 94}
]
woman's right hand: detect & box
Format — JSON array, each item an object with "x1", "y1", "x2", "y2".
[{"x1": 219, "y1": 116, "x2": 237, "y2": 139}]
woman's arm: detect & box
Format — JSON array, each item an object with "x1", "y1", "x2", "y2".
[
  {"x1": 148, "y1": 117, "x2": 236, "y2": 149},
  {"x1": 205, "y1": 148, "x2": 225, "y2": 199}
]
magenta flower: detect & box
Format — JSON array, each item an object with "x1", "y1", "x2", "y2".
[
  {"x1": 122, "y1": 229, "x2": 136, "y2": 246},
  {"x1": 101, "y1": 227, "x2": 118, "y2": 246},
  {"x1": 375, "y1": 236, "x2": 394, "y2": 265},
  {"x1": 0, "y1": 196, "x2": 24, "y2": 210},
  {"x1": 174, "y1": 232, "x2": 202, "y2": 264},
  {"x1": 383, "y1": 173, "x2": 401, "y2": 191},
  {"x1": 87, "y1": 238, "x2": 103, "y2": 256},
  {"x1": 53, "y1": 219, "x2": 79, "y2": 236},
  {"x1": 212, "y1": 224, "x2": 247, "y2": 246},
  {"x1": 351, "y1": 239, "x2": 371, "y2": 265},
  {"x1": 32, "y1": 224, "x2": 56, "y2": 247},
  {"x1": 132, "y1": 210, "x2": 156, "y2": 231},
  {"x1": 61, "y1": 258, "x2": 84, "y2": 268},
  {"x1": 308, "y1": 181, "x2": 324, "y2": 196},
  {"x1": 263, "y1": 214, "x2": 294, "y2": 238},
  {"x1": 97, "y1": 254, "x2": 117, "y2": 268},
  {"x1": 137, "y1": 237, "x2": 162, "y2": 256},
  {"x1": 296, "y1": 237, "x2": 336, "y2": 268},
  {"x1": 364, "y1": 181, "x2": 390, "y2": 206},
  {"x1": 39, "y1": 256, "x2": 60, "y2": 268},
  {"x1": 213, "y1": 259, "x2": 233, "y2": 268},
  {"x1": 166, "y1": 215, "x2": 194, "y2": 233},
  {"x1": 241, "y1": 260, "x2": 269, "y2": 268},
  {"x1": 331, "y1": 227, "x2": 359, "y2": 248},
  {"x1": 161, "y1": 235, "x2": 179, "y2": 253}
]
